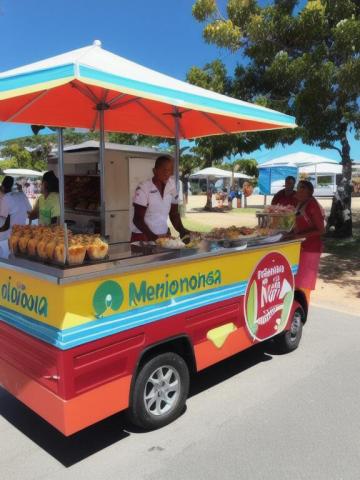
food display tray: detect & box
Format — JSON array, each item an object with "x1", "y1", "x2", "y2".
[{"x1": 13, "y1": 251, "x2": 110, "y2": 269}]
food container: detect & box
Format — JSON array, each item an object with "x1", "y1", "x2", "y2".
[{"x1": 256, "y1": 211, "x2": 295, "y2": 232}]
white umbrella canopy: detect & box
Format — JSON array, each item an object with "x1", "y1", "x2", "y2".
[
  {"x1": 190, "y1": 167, "x2": 250, "y2": 179},
  {"x1": 259, "y1": 151, "x2": 338, "y2": 168},
  {"x1": 0, "y1": 41, "x2": 296, "y2": 138},
  {"x1": 2, "y1": 168, "x2": 43, "y2": 177}
]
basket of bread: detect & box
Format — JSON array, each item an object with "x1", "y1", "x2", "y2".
[
  {"x1": 8, "y1": 225, "x2": 109, "y2": 266},
  {"x1": 256, "y1": 205, "x2": 296, "y2": 233}
]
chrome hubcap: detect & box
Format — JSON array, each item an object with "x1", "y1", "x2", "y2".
[
  {"x1": 144, "y1": 365, "x2": 180, "y2": 416},
  {"x1": 290, "y1": 311, "x2": 302, "y2": 341}
]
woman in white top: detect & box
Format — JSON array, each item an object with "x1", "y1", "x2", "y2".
[
  {"x1": 131, "y1": 155, "x2": 189, "y2": 242},
  {"x1": 0, "y1": 176, "x2": 31, "y2": 236},
  {"x1": 0, "y1": 176, "x2": 31, "y2": 257}
]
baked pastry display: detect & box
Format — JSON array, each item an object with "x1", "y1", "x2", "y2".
[{"x1": 8, "y1": 225, "x2": 109, "y2": 266}]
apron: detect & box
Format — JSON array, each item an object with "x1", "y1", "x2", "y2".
[{"x1": 295, "y1": 198, "x2": 324, "y2": 290}]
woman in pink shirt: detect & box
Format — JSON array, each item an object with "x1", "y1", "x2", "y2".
[{"x1": 293, "y1": 180, "x2": 325, "y2": 301}]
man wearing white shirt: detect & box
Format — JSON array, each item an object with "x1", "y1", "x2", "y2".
[
  {"x1": 0, "y1": 176, "x2": 31, "y2": 245},
  {"x1": 131, "y1": 156, "x2": 189, "y2": 242}
]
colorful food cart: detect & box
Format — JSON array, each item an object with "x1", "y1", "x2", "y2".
[
  {"x1": 0, "y1": 235, "x2": 306, "y2": 435},
  {"x1": 0, "y1": 41, "x2": 304, "y2": 435}
]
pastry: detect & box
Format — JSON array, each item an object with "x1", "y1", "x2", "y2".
[
  {"x1": 46, "y1": 239, "x2": 58, "y2": 260},
  {"x1": 27, "y1": 236, "x2": 39, "y2": 256},
  {"x1": 54, "y1": 243, "x2": 66, "y2": 264},
  {"x1": 87, "y1": 239, "x2": 109, "y2": 260},
  {"x1": 37, "y1": 237, "x2": 51, "y2": 259},
  {"x1": 18, "y1": 236, "x2": 31, "y2": 253},
  {"x1": 67, "y1": 244, "x2": 86, "y2": 265},
  {"x1": 8, "y1": 234, "x2": 20, "y2": 254}
]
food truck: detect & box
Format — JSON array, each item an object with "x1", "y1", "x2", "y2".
[{"x1": 0, "y1": 41, "x2": 304, "y2": 435}]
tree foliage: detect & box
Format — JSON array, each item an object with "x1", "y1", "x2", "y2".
[
  {"x1": 187, "y1": 59, "x2": 266, "y2": 165},
  {"x1": 192, "y1": 0, "x2": 360, "y2": 235},
  {"x1": 0, "y1": 128, "x2": 168, "y2": 173},
  {"x1": 0, "y1": 142, "x2": 51, "y2": 171},
  {"x1": 220, "y1": 158, "x2": 259, "y2": 177}
]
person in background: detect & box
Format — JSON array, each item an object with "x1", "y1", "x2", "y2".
[
  {"x1": 28, "y1": 170, "x2": 60, "y2": 225},
  {"x1": 271, "y1": 175, "x2": 298, "y2": 207},
  {"x1": 228, "y1": 187, "x2": 236, "y2": 209},
  {"x1": 131, "y1": 155, "x2": 189, "y2": 242},
  {"x1": 182, "y1": 175, "x2": 189, "y2": 205},
  {"x1": 293, "y1": 180, "x2": 325, "y2": 303},
  {"x1": 0, "y1": 176, "x2": 32, "y2": 256}
]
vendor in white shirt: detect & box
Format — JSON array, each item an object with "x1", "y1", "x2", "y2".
[
  {"x1": 131, "y1": 155, "x2": 189, "y2": 242},
  {"x1": 0, "y1": 176, "x2": 31, "y2": 256}
]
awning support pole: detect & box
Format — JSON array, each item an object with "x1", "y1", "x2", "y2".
[
  {"x1": 57, "y1": 127, "x2": 65, "y2": 225},
  {"x1": 99, "y1": 108, "x2": 106, "y2": 237},
  {"x1": 173, "y1": 107, "x2": 181, "y2": 194}
]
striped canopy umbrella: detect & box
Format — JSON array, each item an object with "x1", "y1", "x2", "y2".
[
  {"x1": 0, "y1": 40, "x2": 295, "y2": 137},
  {"x1": 0, "y1": 40, "x2": 296, "y2": 228}
]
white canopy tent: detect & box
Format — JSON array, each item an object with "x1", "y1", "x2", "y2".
[
  {"x1": 190, "y1": 167, "x2": 251, "y2": 208},
  {"x1": 2, "y1": 168, "x2": 43, "y2": 177},
  {"x1": 259, "y1": 152, "x2": 339, "y2": 168},
  {"x1": 259, "y1": 152, "x2": 341, "y2": 196},
  {"x1": 190, "y1": 167, "x2": 251, "y2": 179}
]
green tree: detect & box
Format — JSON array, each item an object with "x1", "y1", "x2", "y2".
[
  {"x1": 220, "y1": 158, "x2": 259, "y2": 177},
  {"x1": 192, "y1": 0, "x2": 360, "y2": 236},
  {"x1": 187, "y1": 60, "x2": 264, "y2": 167},
  {"x1": 1, "y1": 141, "x2": 52, "y2": 171},
  {"x1": 1, "y1": 143, "x2": 32, "y2": 168}
]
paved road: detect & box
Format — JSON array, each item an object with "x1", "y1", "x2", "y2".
[{"x1": 1, "y1": 305, "x2": 360, "y2": 480}]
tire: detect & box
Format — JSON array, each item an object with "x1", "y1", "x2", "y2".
[
  {"x1": 129, "y1": 352, "x2": 190, "y2": 430},
  {"x1": 272, "y1": 304, "x2": 304, "y2": 354}
]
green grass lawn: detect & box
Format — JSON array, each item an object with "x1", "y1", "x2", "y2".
[
  {"x1": 181, "y1": 219, "x2": 212, "y2": 232},
  {"x1": 228, "y1": 208, "x2": 259, "y2": 215}
]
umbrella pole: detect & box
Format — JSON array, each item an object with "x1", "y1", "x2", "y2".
[
  {"x1": 99, "y1": 109, "x2": 106, "y2": 237},
  {"x1": 57, "y1": 128, "x2": 65, "y2": 225},
  {"x1": 173, "y1": 107, "x2": 180, "y2": 194}
]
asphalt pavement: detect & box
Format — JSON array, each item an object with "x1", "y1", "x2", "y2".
[{"x1": 1, "y1": 305, "x2": 360, "y2": 480}]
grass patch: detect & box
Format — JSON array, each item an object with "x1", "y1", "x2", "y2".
[
  {"x1": 182, "y1": 218, "x2": 212, "y2": 232},
  {"x1": 228, "y1": 208, "x2": 259, "y2": 215},
  {"x1": 324, "y1": 234, "x2": 360, "y2": 259}
]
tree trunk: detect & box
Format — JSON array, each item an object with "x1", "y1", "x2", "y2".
[{"x1": 327, "y1": 134, "x2": 352, "y2": 237}]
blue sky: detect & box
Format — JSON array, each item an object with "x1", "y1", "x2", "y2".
[{"x1": 0, "y1": 0, "x2": 358, "y2": 163}]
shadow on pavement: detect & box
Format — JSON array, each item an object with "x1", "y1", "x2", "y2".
[
  {"x1": 0, "y1": 387, "x2": 129, "y2": 467},
  {"x1": 0, "y1": 344, "x2": 272, "y2": 466},
  {"x1": 189, "y1": 343, "x2": 272, "y2": 397}
]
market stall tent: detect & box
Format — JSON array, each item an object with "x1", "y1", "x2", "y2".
[
  {"x1": 190, "y1": 167, "x2": 250, "y2": 179},
  {"x1": 258, "y1": 152, "x2": 341, "y2": 196},
  {"x1": 2, "y1": 168, "x2": 43, "y2": 177}
]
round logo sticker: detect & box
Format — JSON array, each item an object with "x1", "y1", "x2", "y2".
[
  {"x1": 244, "y1": 252, "x2": 294, "y2": 341},
  {"x1": 93, "y1": 280, "x2": 124, "y2": 317}
]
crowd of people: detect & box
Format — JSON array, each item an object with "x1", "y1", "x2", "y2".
[{"x1": 0, "y1": 170, "x2": 60, "y2": 257}]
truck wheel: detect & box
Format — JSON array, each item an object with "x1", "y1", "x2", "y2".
[
  {"x1": 129, "y1": 352, "x2": 190, "y2": 430},
  {"x1": 272, "y1": 304, "x2": 304, "y2": 354}
]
